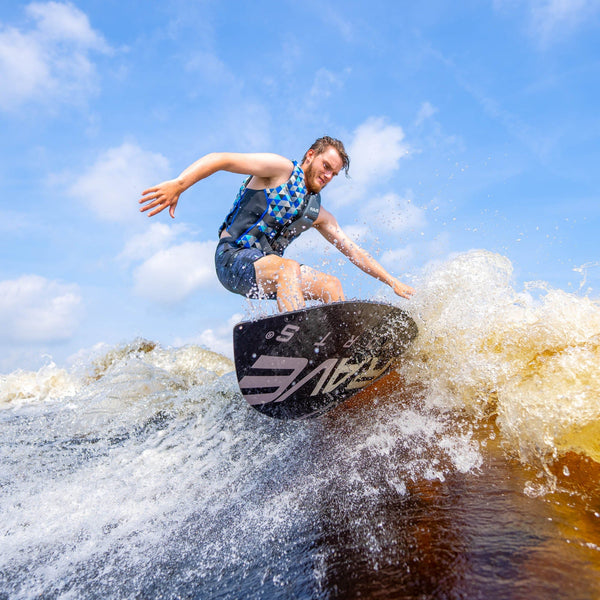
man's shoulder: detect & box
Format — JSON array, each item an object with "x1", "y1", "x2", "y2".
[{"x1": 246, "y1": 154, "x2": 295, "y2": 190}]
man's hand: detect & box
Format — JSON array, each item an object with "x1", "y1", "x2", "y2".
[
  {"x1": 390, "y1": 277, "x2": 415, "y2": 300},
  {"x1": 139, "y1": 179, "x2": 183, "y2": 218}
]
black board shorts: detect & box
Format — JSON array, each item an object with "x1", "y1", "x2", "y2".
[{"x1": 215, "y1": 238, "x2": 276, "y2": 299}]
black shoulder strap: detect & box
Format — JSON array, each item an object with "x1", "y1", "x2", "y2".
[{"x1": 268, "y1": 193, "x2": 321, "y2": 254}]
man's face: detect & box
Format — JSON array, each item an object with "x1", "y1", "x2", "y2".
[{"x1": 302, "y1": 147, "x2": 344, "y2": 193}]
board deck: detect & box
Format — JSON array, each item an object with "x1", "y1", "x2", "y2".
[{"x1": 233, "y1": 300, "x2": 418, "y2": 419}]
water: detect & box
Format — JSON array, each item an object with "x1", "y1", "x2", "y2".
[{"x1": 1, "y1": 251, "x2": 599, "y2": 599}]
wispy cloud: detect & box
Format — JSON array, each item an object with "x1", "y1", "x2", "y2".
[
  {"x1": 313, "y1": 3, "x2": 356, "y2": 41},
  {"x1": 530, "y1": 0, "x2": 600, "y2": 43},
  {"x1": 380, "y1": 246, "x2": 415, "y2": 270},
  {"x1": 415, "y1": 101, "x2": 438, "y2": 126},
  {"x1": 426, "y1": 45, "x2": 554, "y2": 158},
  {"x1": 0, "y1": 1, "x2": 110, "y2": 111},
  {"x1": 308, "y1": 67, "x2": 351, "y2": 102},
  {"x1": 0, "y1": 275, "x2": 82, "y2": 344},
  {"x1": 185, "y1": 50, "x2": 238, "y2": 89},
  {"x1": 222, "y1": 102, "x2": 272, "y2": 151},
  {"x1": 68, "y1": 142, "x2": 170, "y2": 223},
  {"x1": 494, "y1": 0, "x2": 600, "y2": 46},
  {"x1": 174, "y1": 312, "x2": 243, "y2": 358},
  {"x1": 361, "y1": 192, "x2": 426, "y2": 235}
]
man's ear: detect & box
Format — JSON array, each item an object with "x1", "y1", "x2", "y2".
[{"x1": 303, "y1": 149, "x2": 315, "y2": 165}]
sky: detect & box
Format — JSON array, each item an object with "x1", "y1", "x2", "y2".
[{"x1": 1, "y1": 0, "x2": 599, "y2": 372}]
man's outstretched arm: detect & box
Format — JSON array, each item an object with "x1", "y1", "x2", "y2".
[
  {"x1": 314, "y1": 207, "x2": 415, "y2": 300},
  {"x1": 139, "y1": 152, "x2": 293, "y2": 218}
]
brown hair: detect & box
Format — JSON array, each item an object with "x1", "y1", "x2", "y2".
[{"x1": 301, "y1": 136, "x2": 350, "y2": 176}]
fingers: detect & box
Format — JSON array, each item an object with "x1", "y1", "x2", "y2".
[
  {"x1": 139, "y1": 187, "x2": 163, "y2": 203},
  {"x1": 139, "y1": 197, "x2": 164, "y2": 214},
  {"x1": 393, "y1": 281, "x2": 415, "y2": 299},
  {"x1": 139, "y1": 190, "x2": 161, "y2": 210},
  {"x1": 402, "y1": 286, "x2": 416, "y2": 299},
  {"x1": 139, "y1": 181, "x2": 167, "y2": 205},
  {"x1": 139, "y1": 186, "x2": 165, "y2": 212},
  {"x1": 139, "y1": 195, "x2": 167, "y2": 217}
]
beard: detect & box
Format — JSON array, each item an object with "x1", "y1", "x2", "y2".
[{"x1": 303, "y1": 162, "x2": 322, "y2": 193}]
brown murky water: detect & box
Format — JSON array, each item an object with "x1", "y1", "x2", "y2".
[{"x1": 324, "y1": 400, "x2": 600, "y2": 599}]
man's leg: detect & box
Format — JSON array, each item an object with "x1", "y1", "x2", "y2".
[
  {"x1": 299, "y1": 264, "x2": 344, "y2": 304},
  {"x1": 254, "y1": 255, "x2": 344, "y2": 312}
]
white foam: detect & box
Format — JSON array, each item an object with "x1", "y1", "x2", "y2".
[{"x1": 401, "y1": 250, "x2": 600, "y2": 465}]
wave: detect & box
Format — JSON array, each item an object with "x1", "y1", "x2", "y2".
[
  {"x1": 2, "y1": 250, "x2": 598, "y2": 473},
  {"x1": 0, "y1": 339, "x2": 234, "y2": 408},
  {"x1": 0, "y1": 336, "x2": 481, "y2": 599},
  {"x1": 400, "y1": 250, "x2": 600, "y2": 467}
]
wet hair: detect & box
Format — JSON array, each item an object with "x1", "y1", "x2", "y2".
[{"x1": 301, "y1": 136, "x2": 350, "y2": 176}]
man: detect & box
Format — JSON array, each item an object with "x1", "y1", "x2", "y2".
[{"x1": 139, "y1": 136, "x2": 414, "y2": 311}]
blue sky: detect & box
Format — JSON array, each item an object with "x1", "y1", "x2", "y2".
[{"x1": 1, "y1": 0, "x2": 599, "y2": 372}]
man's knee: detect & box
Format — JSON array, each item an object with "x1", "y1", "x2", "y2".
[{"x1": 277, "y1": 258, "x2": 302, "y2": 281}]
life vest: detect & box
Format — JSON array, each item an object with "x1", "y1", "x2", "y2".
[{"x1": 218, "y1": 161, "x2": 321, "y2": 256}]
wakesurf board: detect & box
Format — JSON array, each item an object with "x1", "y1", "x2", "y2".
[{"x1": 233, "y1": 300, "x2": 418, "y2": 420}]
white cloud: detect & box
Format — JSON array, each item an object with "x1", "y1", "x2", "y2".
[
  {"x1": 175, "y1": 313, "x2": 243, "y2": 358},
  {"x1": 133, "y1": 240, "x2": 218, "y2": 304},
  {"x1": 328, "y1": 117, "x2": 411, "y2": 206},
  {"x1": 348, "y1": 117, "x2": 411, "y2": 184},
  {"x1": 69, "y1": 142, "x2": 170, "y2": 223},
  {"x1": 26, "y1": 1, "x2": 106, "y2": 45},
  {"x1": 0, "y1": 2, "x2": 110, "y2": 111},
  {"x1": 0, "y1": 275, "x2": 82, "y2": 344},
  {"x1": 119, "y1": 222, "x2": 190, "y2": 263},
  {"x1": 122, "y1": 222, "x2": 221, "y2": 306}
]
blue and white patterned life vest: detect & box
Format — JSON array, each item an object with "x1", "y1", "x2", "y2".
[{"x1": 218, "y1": 161, "x2": 321, "y2": 256}]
